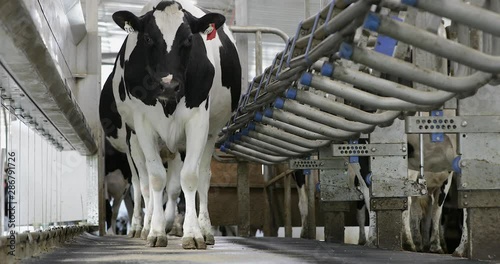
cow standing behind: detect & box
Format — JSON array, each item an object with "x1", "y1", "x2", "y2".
[{"x1": 102, "y1": 0, "x2": 241, "y2": 249}]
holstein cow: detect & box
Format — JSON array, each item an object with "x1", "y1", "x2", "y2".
[
  {"x1": 103, "y1": 0, "x2": 241, "y2": 249},
  {"x1": 402, "y1": 133, "x2": 457, "y2": 253},
  {"x1": 104, "y1": 140, "x2": 134, "y2": 235}
]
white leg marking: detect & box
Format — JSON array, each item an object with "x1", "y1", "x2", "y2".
[
  {"x1": 197, "y1": 138, "x2": 217, "y2": 245},
  {"x1": 297, "y1": 183, "x2": 309, "y2": 239}
]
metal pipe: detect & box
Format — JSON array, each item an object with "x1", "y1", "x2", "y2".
[
  {"x1": 376, "y1": 14, "x2": 500, "y2": 73},
  {"x1": 253, "y1": 123, "x2": 331, "y2": 149},
  {"x1": 415, "y1": 0, "x2": 500, "y2": 37},
  {"x1": 237, "y1": 140, "x2": 283, "y2": 156},
  {"x1": 239, "y1": 135, "x2": 305, "y2": 156},
  {"x1": 270, "y1": 108, "x2": 360, "y2": 139},
  {"x1": 229, "y1": 26, "x2": 289, "y2": 43},
  {"x1": 304, "y1": 73, "x2": 436, "y2": 111},
  {"x1": 255, "y1": 30, "x2": 263, "y2": 76},
  {"x1": 277, "y1": 98, "x2": 376, "y2": 133},
  {"x1": 226, "y1": 142, "x2": 291, "y2": 163},
  {"x1": 332, "y1": 65, "x2": 456, "y2": 105},
  {"x1": 350, "y1": 46, "x2": 492, "y2": 93},
  {"x1": 258, "y1": 114, "x2": 330, "y2": 140},
  {"x1": 289, "y1": 88, "x2": 401, "y2": 125},
  {"x1": 221, "y1": 148, "x2": 277, "y2": 165},
  {"x1": 247, "y1": 130, "x2": 314, "y2": 153}
]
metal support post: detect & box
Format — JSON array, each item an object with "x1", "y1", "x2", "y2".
[
  {"x1": 322, "y1": 201, "x2": 349, "y2": 243},
  {"x1": 237, "y1": 161, "x2": 250, "y2": 237},
  {"x1": 370, "y1": 119, "x2": 418, "y2": 250},
  {"x1": 284, "y1": 174, "x2": 292, "y2": 237}
]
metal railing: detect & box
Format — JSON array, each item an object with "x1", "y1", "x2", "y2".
[{"x1": 218, "y1": 0, "x2": 500, "y2": 164}]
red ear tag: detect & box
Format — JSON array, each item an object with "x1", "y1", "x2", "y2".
[{"x1": 207, "y1": 23, "x2": 216, "y2": 40}]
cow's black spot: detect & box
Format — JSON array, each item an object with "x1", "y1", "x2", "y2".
[
  {"x1": 105, "y1": 139, "x2": 132, "y2": 183},
  {"x1": 99, "y1": 73, "x2": 122, "y2": 139},
  {"x1": 119, "y1": 78, "x2": 126, "y2": 101},
  {"x1": 407, "y1": 143, "x2": 415, "y2": 158},
  {"x1": 125, "y1": 125, "x2": 140, "y2": 178},
  {"x1": 184, "y1": 34, "x2": 214, "y2": 109},
  {"x1": 218, "y1": 27, "x2": 242, "y2": 112}
]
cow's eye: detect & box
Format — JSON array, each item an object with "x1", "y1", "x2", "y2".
[{"x1": 144, "y1": 34, "x2": 153, "y2": 45}]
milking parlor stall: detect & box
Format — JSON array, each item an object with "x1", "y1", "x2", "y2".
[{"x1": 1, "y1": 0, "x2": 500, "y2": 263}]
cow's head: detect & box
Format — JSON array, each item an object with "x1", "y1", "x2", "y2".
[{"x1": 112, "y1": 1, "x2": 225, "y2": 104}]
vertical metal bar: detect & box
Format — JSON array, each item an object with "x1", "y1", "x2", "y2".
[
  {"x1": 255, "y1": 30, "x2": 263, "y2": 76},
  {"x1": 237, "y1": 161, "x2": 250, "y2": 237},
  {"x1": 284, "y1": 174, "x2": 292, "y2": 237},
  {"x1": 235, "y1": 0, "x2": 249, "y2": 83}
]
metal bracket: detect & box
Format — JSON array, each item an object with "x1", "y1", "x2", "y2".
[
  {"x1": 289, "y1": 158, "x2": 346, "y2": 169},
  {"x1": 332, "y1": 143, "x2": 407, "y2": 156},
  {"x1": 458, "y1": 190, "x2": 500, "y2": 208},
  {"x1": 371, "y1": 197, "x2": 408, "y2": 211},
  {"x1": 406, "y1": 116, "x2": 500, "y2": 133}
]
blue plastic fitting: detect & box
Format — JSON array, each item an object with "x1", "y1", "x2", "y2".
[
  {"x1": 220, "y1": 145, "x2": 227, "y2": 152},
  {"x1": 365, "y1": 172, "x2": 372, "y2": 187},
  {"x1": 247, "y1": 122, "x2": 256, "y2": 131},
  {"x1": 286, "y1": 88, "x2": 297, "y2": 100},
  {"x1": 274, "y1": 97, "x2": 285, "y2": 109},
  {"x1": 254, "y1": 112, "x2": 264, "y2": 122},
  {"x1": 234, "y1": 133, "x2": 242, "y2": 141},
  {"x1": 452, "y1": 156, "x2": 462, "y2": 174},
  {"x1": 300, "y1": 72, "x2": 313, "y2": 86},
  {"x1": 241, "y1": 128, "x2": 249, "y2": 136},
  {"x1": 363, "y1": 12, "x2": 381, "y2": 32},
  {"x1": 321, "y1": 62, "x2": 334, "y2": 77},
  {"x1": 228, "y1": 135, "x2": 235, "y2": 142},
  {"x1": 223, "y1": 141, "x2": 231, "y2": 149},
  {"x1": 264, "y1": 108, "x2": 273, "y2": 118},
  {"x1": 339, "y1": 42, "x2": 353, "y2": 60},
  {"x1": 316, "y1": 182, "x2": 321, "y2": 193},
  {"x1": 401, "y1": 0, "x2": 418, "y2": 6}
]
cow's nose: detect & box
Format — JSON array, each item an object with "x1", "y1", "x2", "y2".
[
  {"x1": 161, "y1": 80, "x2": 180, "y2": 92},
  {"x1": 161, "y1": 74, "x2": 173, "y2": 84}
]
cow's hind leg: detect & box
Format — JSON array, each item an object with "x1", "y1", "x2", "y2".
[
  {"x1": 357, "y1": 202, "x2": 367, "y2": 245},
  {"x1": 164, "y1": 153, "x2": 182, "y2": 234},
  {"x1": 197, "y1": 139, "x2": 217, "y2": 245},
  {"x1": 181, "y1": 113, "x2": 210, "y2": 249},
  {"x1": 128, "y1": 135, "x2": 150, "y2": 239},
  {"x1": 134, "y1": 118, "x2": 168, "y2": 247}
]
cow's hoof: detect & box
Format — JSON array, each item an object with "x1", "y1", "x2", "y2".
[
  {"x1": 146, "y1": 235, "x2": 168, "y2": 247},
  {"x1": 140, "y1": 229, "x2": 149, "y2": 240},
  {"x1": 128, "y1": 229, "x2": 141, "y2": 238},
  {"x1": 402, "y1": 242, "x2": 417, "y2": 252},
  {"x1": 182, "y1": 237, "x2": 206, "y2": 249},
  {"x1": 204, "y1": 234, "x2": 215, "y2": 245},
  {"x1": 168, "y1": 226, "x2": 183, "y2": 237},
  {"x1": 429, "y1": 244, "x2": 444, "y2": 254}
]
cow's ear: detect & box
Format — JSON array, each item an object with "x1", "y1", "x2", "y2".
[
  {"x1": 185, "y1": 11, "x2": 225, "y2": 33},
  {"x1": 113, "y1": 11, "x2": 141, "y2": 32}
]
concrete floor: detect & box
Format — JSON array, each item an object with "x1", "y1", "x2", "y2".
[{"x1": 20, "y1": 232, "x2": 483, "y2": 264}]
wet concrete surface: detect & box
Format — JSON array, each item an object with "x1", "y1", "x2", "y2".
[{"x1": 20, "y1": 232, "x2": 484, "y2": 263}]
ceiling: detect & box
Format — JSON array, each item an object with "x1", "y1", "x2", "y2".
[{"x1": 97, "y1": 0, "x2": 326, "y2": 79}]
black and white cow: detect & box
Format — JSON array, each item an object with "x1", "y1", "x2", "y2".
[
  {"x1": 291, "y1": 170, "x2": 309, "y2": 238},
  {"x1": 104, "y1": 140, "x2": 134, "y2": 235},
  {"x1": 101, "y1": 0, "x2": 241, "y2": 249},
  {"x1": 402, "y1": 134, "x2": 456, "y2": 253}
]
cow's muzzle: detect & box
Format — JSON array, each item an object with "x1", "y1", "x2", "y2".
[{"x1": 158, "y1": 75, "x2": 180, "y2": 100}]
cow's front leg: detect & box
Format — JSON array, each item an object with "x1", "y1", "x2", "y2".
[
  {"x1": 135, "y1": 119, "x2": 168, "y2": 247},
  {"x1": 182, "y1": 113, "x2": 210, "y2": 249}
]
